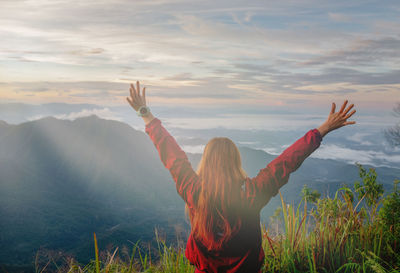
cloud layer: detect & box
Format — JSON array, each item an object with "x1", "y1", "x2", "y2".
[
  {"x1": 311, "y1": 144, "x2": 400, "y2": 167},
  {"x1": 0, "y1": 0, "x2": 399, "y2": 115}
]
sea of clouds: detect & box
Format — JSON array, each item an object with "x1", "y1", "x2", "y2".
[{"x1": 1, "y1": 102, "x2": 399, "y2": 168}]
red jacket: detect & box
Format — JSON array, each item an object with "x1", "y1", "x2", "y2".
[{"x1": 145, "y1": 118, "x2": 322, "y2": 273}]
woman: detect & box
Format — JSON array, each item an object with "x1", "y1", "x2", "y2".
[{"x1": 126, "y1": 81, "x2": 356, "y2": 273}]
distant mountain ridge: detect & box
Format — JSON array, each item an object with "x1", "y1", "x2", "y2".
[{"x1": 0, "y1": 115, "x2": 399, "y2": 267}]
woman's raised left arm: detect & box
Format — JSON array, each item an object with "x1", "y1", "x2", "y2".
[{"x1": 126, "y1": 81, "x2": 200, "y2": 205}]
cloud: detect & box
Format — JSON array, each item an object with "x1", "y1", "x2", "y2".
[
  {"x1": 1, "y1": 0, "x2": 399, "y2": 111},
  {"x1": 311, "y1": 144, "x2": 400, "y2": 167},
  {"x1": 261, "y1": 147, "x2": 280, "y2": 155},
  {"x1": 346, "y1": 132, "x2": 373, "y2": 146},
  {"x1": 3, "y1": 81, "x2": 126, "y2": 93},
  {"x1": 181, "y1": 145, "x2": 205, "y2": 154},
  {"x1": 14, "y1": 86, "x2": 50, "y2": 93},
  {"x1": 328, "y1": 12, "x2": 352, "y2": 22},
  {"x1": 0, "y1": 0, "x2": 380, "y2": 70},
  {"x1": 67, "y1": 48, "x2": 105, "y2": 56},
  {"x1": 163, "y1": 113, "x2": 325, "y2": 130},
  {"x1": 28, "y1": 108, "x2": 122, "y2": 122},
  {"x1": 258, "y1": 66, "x2": 400, "y2": 89},
  {"x1": 54, "y1": 108, "x2": 122, "y2": 121},
  {"x1": 301, "y1": 37, "x2": 400, "y2": 67}
]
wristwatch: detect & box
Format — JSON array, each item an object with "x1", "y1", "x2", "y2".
[{"x1": 137, "y1": 105, "x2": 151, "y2": 117}]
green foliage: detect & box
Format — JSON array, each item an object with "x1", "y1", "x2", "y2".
[
  {"x1": 379, "y1": 179, "x2": 400, "y2": 266},
  {"x1": 339, "y1": 184, "x2": 355, "y2": 203},
  {"x1": 354, "y1": 163, "x2": 384, "y2": 207},
  {"x1": 261, "y1": 164, "x2": 399, "y2": 272},
  {"x1": 271, "y1": 206, "x2": 282, "y2": 220},
  {"x1": 301, "y1": 184, "x2": 321, "y2": 203},
  {"x1": 379, "y1": 180, "x2": 400, "y2": 233},
  {"x1": 263, "y1": 186, "x2": 369, "y2": 272}
]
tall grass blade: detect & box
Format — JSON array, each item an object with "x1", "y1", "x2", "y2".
[
  {"x1": 93, "y1": 232, "x2": 100, "y2": 273},
  {"x1": 128, "y1": 240, "x2": 140, "y2": 273}
]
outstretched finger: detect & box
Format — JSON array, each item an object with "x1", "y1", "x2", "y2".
[
  {"x1": 330, "y1": 102, "x2": 336, "y2": 114},
  {"x1": 344, "y1": 109, "x2": 356, "y2": 120},
  {"x1": 343, "y1": 104, "x2": 354, "y2": 116},
  {"x1": 126, "y1": 97, "x2": 134, "y2": 108},
  {"x1": 132, "y1": 83, "x2": 140, "y2": 100},
  {"x1": 343, "y1": 121, "x2": 356, "y2": 126},
  {"x1": 130, "y1": 83, "x2": 135, "y2": 98},
  {"x1": 143, "y1": 87, "x2": 146, "y2": 104},
  {"x1": 339, "y1": 100, "x2": 348, "y2": 113},
  {"x1": 136, "y1": 81, "x2": 140, "y2": 97}
]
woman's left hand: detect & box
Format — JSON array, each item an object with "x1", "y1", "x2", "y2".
[{"x1": 126, "y1": 81, "x2": 155, "y2": 125}]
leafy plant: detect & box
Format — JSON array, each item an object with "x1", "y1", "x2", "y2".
[
  {"x1": 301, "y1": 184, "x2": 321, "y2": 204},
  {"x1": 379, "y1": 179, "x2": 400, "y2": 266},
  {"x1": 354, "y1": 163, "x2": 384, "y2": 208}
]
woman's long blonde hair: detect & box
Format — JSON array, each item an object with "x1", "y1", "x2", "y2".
[{"x1": 188, "y1": 137, "x2": 247, "y2": 251}]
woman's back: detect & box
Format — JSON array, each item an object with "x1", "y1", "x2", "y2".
[
  {"x1": 190, "y1": 137, "x2": 248, "y2": 252},
  {"x1": 187, "y1": 201, "x2": 263, "y2": 273}
]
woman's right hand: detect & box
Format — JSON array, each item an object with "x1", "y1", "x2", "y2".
[{"x1": 317, "y1": 100, "x2": 356, "y2": 137}]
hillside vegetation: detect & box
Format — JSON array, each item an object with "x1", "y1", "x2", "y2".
[{"x1": 30, "y1": 165, "x2": 400, "y2": 273}]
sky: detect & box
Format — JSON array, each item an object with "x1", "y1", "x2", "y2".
[
  {"x1": 0, "y1": 0, "x2": 400, "y2": 170},
  {"x1": 1, "y1": 0, "x2": 400, "y2": 169},
  {"x1": 0, "y1": 0, "x2": 399, "y2": 110}
]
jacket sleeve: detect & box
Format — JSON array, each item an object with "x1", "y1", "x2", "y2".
[
  {"x1": 145, "y1": 118, "x2": 200, "y2": 206},
  {"x1": 246, "y1": 129, "x2": 322, "y2": 209}
]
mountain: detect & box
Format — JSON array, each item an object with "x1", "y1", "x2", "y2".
[
  {"x1": 0, "y1": 120, "x2": 12, "y2": 137},
  {"x1": 0, "y1": 116, "x2": 399, "y2": 268},
  {"x1": 0, "y1": 116, "x2": 188, "y2": 266}
]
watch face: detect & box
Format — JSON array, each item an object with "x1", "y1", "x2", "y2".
[{"x1": 139, "y1": 106, "x2": 149, "y2": 116}]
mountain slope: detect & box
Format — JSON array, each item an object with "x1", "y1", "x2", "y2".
[{"x1": 0, "y1": 116, "x2": 187, "y2": 265}]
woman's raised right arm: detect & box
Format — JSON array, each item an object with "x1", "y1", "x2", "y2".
[
  {"x1": 317, "y1": 100, "x2": 356, "y2": 137},
  {"x1": 246, "y1": 100, "x2": 356, "y2": 209}
]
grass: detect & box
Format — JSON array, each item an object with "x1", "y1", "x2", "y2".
[
  {"x1": 35, "y1": 166, "x2": 399, "y2": 273},
  {"x1": 60, "y1": 231, "x2": 194, "y2": 273}
]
